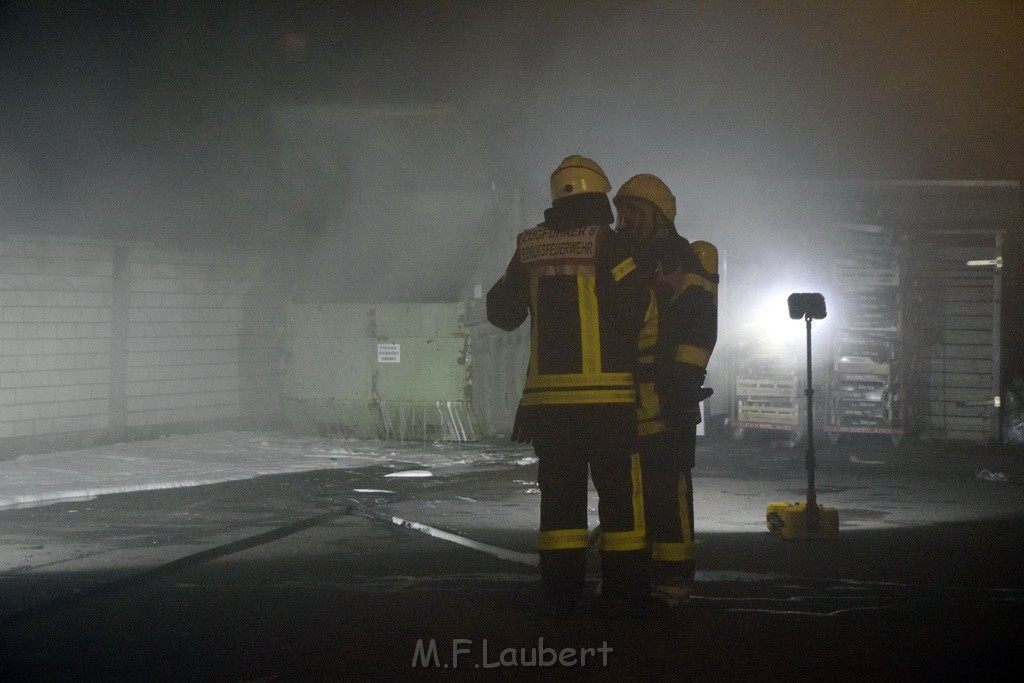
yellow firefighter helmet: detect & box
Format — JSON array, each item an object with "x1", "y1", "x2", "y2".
[
  {"x1": 550, "y1": 155, "x2": 611, "y2": 201},
  {"x1": 613, "y1": 173, "x2": 676, "y2": 222}
]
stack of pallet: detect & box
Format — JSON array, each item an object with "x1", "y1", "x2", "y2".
[
  {"x1": 826, "y1": 223, "x2": 906, "y2": 445},
  {"x1": 736, "y1": 375, "x2": 801, "y2": 429},
  {"x1": 731, "y1": 334, "x2": 803, "y2": 443}
]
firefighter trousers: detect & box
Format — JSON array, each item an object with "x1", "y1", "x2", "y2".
[
  {"x1": 641, "y1": 425, "x2": 697, "y2": 585},
  {"x1": 530, "y1": 405, "x2": 648, "y2": 605}
]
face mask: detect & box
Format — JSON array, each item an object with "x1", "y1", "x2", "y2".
[{"x1": 615, "y1": 200, "x2": 659, "y2": 248}]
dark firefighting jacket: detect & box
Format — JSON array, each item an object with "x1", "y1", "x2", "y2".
[
  {"x1": 486, "y1": 214, "x2": 647, "y2": 430},
  {"x1": 634, "y1": 233, "x2": 718, "y2": 437}
]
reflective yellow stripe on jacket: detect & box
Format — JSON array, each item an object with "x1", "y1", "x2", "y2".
[
  {"x1": 522, "y1": 261, "x2": 637, "y2": 405},
  {"x1": 670, "y1": 272, "x2": 717, "y2": 304},
  {"x1": 635, "y1": 290, "x2": 665, "y2": 434},
  {"x1": 675, "y1": 344, "x2": 712, "y2": 370},
  {"x1": 521, "y1": 372, "x2": 636, "y2": 406}
]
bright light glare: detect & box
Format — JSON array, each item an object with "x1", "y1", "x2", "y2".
[
  {"x1": 748, "y1": 286, "x2": 828, "y2": 344},
  {"x1": 730, "y1": 285, "x2": 832, "y2": 373}
]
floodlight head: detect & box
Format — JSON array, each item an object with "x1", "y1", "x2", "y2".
[{"x1": 788, "y1": 293, "x2": 827, "y2": 320}]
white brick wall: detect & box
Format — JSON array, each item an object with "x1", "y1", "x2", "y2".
[
  {"x1": 123, "y1": 244, "x2": 286, "y2": 430},
  {"x1": 0, "y1": 235, "x2": 289, "y2": 454},
  {"x1": 0, "y1": 237, "x2": 114, "y2": 442}
]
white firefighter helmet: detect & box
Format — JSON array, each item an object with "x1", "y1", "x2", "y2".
[
  {"x1": 550, "y1": 155, "x2": 612, "y2": 201},
  {"x1": 613, "y1": 173, "x2": 676, "y2": 222}
]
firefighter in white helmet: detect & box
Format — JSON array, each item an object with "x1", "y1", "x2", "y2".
[
  {"x1": 613, "y1": 173, "x2": 718, "y2": 609},
  {"x1": 487, "y1": 155, "x2": 651, "y2": 616}
]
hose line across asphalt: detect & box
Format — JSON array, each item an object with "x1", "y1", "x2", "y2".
[
  {"x1": 3, "y1": 499, "x2": 540, "y2": 627},
  {"x1": 347, "y1": 498, "x2": 540, "y2": 568}
]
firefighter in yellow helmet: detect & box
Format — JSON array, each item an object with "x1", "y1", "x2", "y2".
[
  {"x1": 487, "y1": 155, "x2": 651, "y2": 616},
  {"x1": 613, "y1": 173, "x2": 718, "y2": 609}
]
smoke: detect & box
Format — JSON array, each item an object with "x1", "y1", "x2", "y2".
[
  {"x1": 271, "y1": 104, "x2": 495, "y2": 303},
  {"x1": 0, "y1": 1, "x2": 1020, "y2": 305},
  {"x1": 439, "y1": 0, "x2": 1023, "y2": 184},
  {"x1": 0, "y1": 1, "x2": 287, "y2": 243}
]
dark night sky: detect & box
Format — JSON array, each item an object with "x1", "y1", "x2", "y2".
[{"x1": 1, "y1": 1, "x2": 1022, "y2": 244}]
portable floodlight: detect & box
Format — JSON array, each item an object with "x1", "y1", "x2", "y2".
[
  {"x1": 767, "y1": 292, "x2": 839, "y2": 540},
  {"x1": 787, "y1": 292, "x2": 827, "y2": 321}
]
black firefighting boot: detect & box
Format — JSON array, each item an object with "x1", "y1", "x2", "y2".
[
  {"x1": 651, "y1": 559, "x2": 696, "y2": 608},
  {"x1": 539, "y1": 549, "x2": 587, "y2": 616},
  {"x1": 597, "y1": 549, "x2": 651, "y2": 618}
]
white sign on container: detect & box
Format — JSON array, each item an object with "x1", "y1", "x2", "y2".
[{"x1": 377, "y1": 343, "x2": 401, "y2": 363}]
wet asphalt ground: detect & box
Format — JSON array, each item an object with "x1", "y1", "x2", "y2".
[{"x1": 1, "y1": 432, "x2": 1022, "y2": 682}]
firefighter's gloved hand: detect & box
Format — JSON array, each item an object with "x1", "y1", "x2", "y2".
[
  {"x1": 662, "y1": 385, "x2": 711, "y2": 428},
  {"x1": 510, "y1": 406, "x2": 533, "y2": 444}
]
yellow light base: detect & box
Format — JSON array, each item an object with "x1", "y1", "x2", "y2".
[{"x1": 766, "y1": 501, "x2": 839, "y2": 540}]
